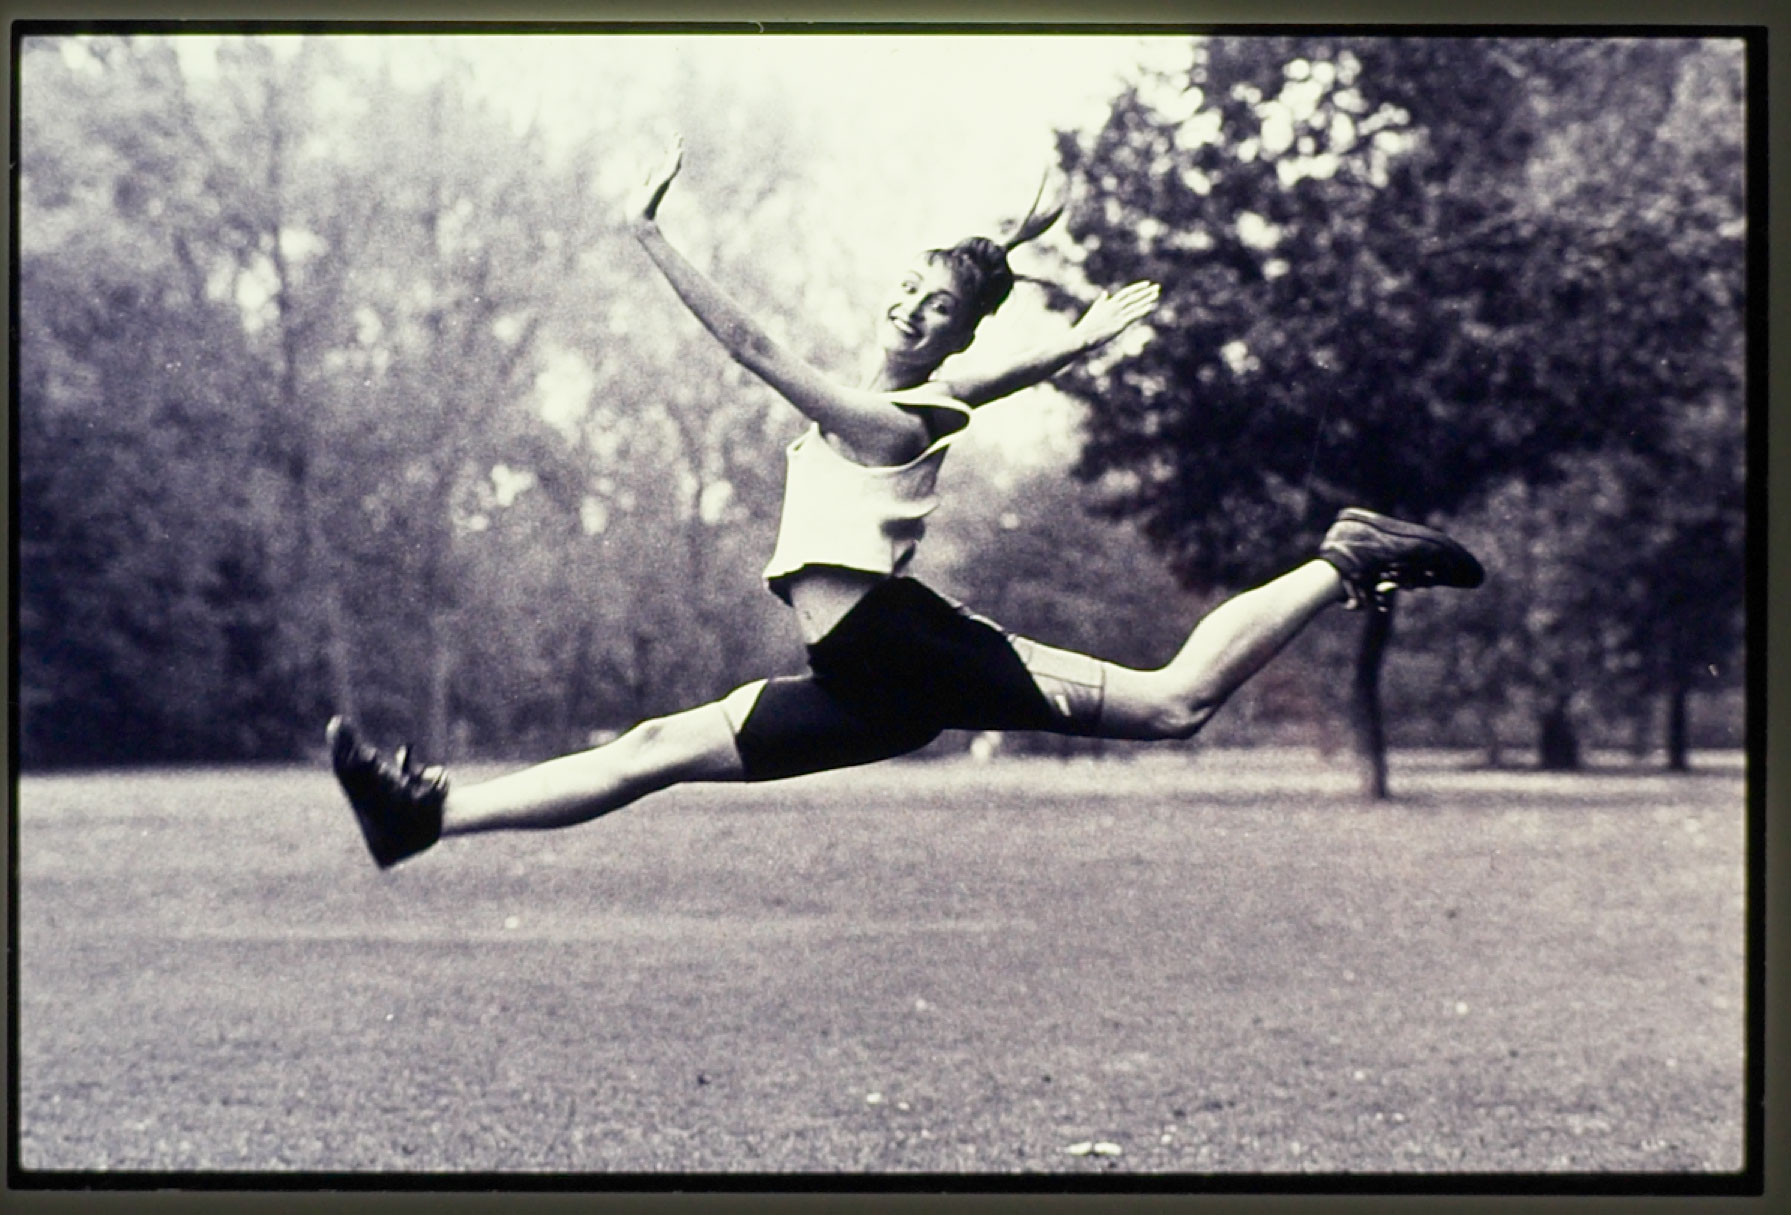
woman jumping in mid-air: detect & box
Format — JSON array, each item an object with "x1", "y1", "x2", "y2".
[{"x1": 328, "y1": 136, "x2": 1483, "y2": 869}]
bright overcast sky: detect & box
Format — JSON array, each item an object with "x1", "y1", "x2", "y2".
[
  {"x1": 162, "y1": 30, "x2": 1191, "y2": 259},
  {"x1": 467, "y1": 33, "x2": 1183, "y2": 144},
  {"x1": 396, "y1": 32, "x2": 1189, "y2": 243},
  {"x1": 171, "y1": 31, "x2": 1191, "y2": 249}
]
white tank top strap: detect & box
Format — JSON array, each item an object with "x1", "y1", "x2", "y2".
[{"x1": 888, "y1": 386, "x2": 972, "y2": 447}]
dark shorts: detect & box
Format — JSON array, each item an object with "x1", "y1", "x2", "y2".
[{"x1": 732, "y1": 577, "x2": 1106, "y2": 782}]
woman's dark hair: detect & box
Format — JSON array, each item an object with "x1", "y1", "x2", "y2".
[
  {"x1": 926, "y1": 169, "x2": 1066, "y2": 328},
  {"x1": 927, "y1": 237, "x2": 1017, "y2": 324}
]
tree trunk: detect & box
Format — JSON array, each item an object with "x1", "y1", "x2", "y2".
[
  {"x1": 1478, "y1": 702, "x2": 1504, "y2": 769},
  {"x1": 1349, "y1": 603, "x2": 1395, "y2": 799},
  {"x1": 425, "y1": 617, "x2": 454, "y2": 762},
  {"x1": 1537, "y1": 695, "x2": 1580, "y2": 770},
  {"x1": 268, "y1": 95, "x2": 359, "y2": 734},
  {"x1": 297, "y1": 463, "x2": 358, "y2": 725},
  {"x1": 318, "y1": 573, "x2": 359, "y2": 725},
  {"x1": 1666, "y1": 682, "x2": 1691, "y2": 772},
  {"x1": 1630, "y1": 698, "x2": 1655, "y2": 763}
]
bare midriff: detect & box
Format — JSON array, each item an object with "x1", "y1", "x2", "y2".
[{"x1": 784, "y1": 565, "x2": 888, "y2": 645}]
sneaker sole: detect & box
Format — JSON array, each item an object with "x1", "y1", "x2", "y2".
[
  {"x1": 1336, "y1": 508, "x2": 1485, "y2": 589},
  {"x1": 327, "y1": 715, "x2": 407, "y2": 869}
]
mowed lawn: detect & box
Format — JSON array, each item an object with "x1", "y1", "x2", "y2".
[{"x1": 15, "y1": 748, "x2": 1747, "y2": 1178}]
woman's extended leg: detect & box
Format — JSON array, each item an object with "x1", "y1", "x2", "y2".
[
  {"x1": 1098, "y1": 559, "x2": 1345, "y2": 741},
  {"x1": 328, "y1": 693, "x2": 750, "y2": 868},
  {"x1": 1086, "y1": 508, "x2": 1485, "y2": 741},
  {"x1": 440, "y1": 699, "x2": 746, "y2": 836},
  {"x1": 330, "y1": 670, "x2": 937, "y2": 867}
]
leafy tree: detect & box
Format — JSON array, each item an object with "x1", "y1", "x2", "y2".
[
  {"x1": 18, "y1": 37, "x2": 285, "y2": 762},
  {"x1": 1381, "y1": 39, "x2": 1746, "y2": 770},
  {"x1": 1048, "y1": 35, "x2": 1742, "y2": 788},
  {"x1": 17, "y1": 36, "x2": 607, "y2": 761},
  {"x1": 298, "y1": 47, "x2": 608, "y2": 754},
  {"x1": 1520, "y1": 40, "x2": 1746, "y2": 770}
]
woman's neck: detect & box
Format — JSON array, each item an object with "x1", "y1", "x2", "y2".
[{"x1": 865, "y1": 353, "x2": 941, "y2": 393}]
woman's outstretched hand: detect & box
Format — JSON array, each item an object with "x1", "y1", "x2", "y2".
[
  {"x1": 626, "y1": 134, "x2": 685, "y2": 233},
  {"x1": 1071, "y1": 280, "x2": 1161, "y2": 353}
]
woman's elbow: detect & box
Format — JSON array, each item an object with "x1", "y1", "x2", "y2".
[{"x1": 724, "y1": 327, "x2": 776, "y2": 372}]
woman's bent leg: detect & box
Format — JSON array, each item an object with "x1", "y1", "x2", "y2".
[
  {"x1": 441, "y1": 701, "x2": 745, "y2": 836},
  {"x1": 1097, "y1": 560, "x2": 1346, "y2": 740}
]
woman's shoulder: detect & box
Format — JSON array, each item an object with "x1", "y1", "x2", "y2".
[{"x1": 888, "y1": 384, "x2": 971, "y2": 447}]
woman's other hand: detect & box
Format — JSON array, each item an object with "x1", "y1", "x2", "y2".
[
  {"x1": 1071, "y1": 280, "x2": 1160, "y2": 353},
  {"x1": 626, "y1": 134, "x2": 685, "y2": 234}
]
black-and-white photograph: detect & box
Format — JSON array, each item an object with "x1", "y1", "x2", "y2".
[{"x1": 12, "y1": 25, "x2": 1758, "y2": 1191}]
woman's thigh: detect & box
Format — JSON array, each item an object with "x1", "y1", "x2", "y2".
[
  {"x1": 727, "y1": 675, "x2": 941, "y2": 783},
  {"x1": 981, "y1": 637, "x2": 1190, "y2": 743},
  {"x1": 617, "y1": 699, "x2": 752, "y2": 785}
]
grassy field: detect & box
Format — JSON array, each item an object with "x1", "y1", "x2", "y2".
[{"x1": 14, "y1": 747, "x2": 1748, "y2": 1180}]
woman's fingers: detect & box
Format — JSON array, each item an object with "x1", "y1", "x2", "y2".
[
  {"x1": 643, "y1": 134, "x2": 684, "y2": 198},
  {"x1": 653, "y1": 134, "x2": 685, "y2": 187},
  {"x1": 1087, "y1": 281, "x2": 1161, "y2": 331},
  {"x1": 1110, "y1": 282, "x2": 1160, "y2": 324},
  {"x1": 1115, "y1": 281, "x2": 1161, "y2": 309},
  {"x1": 629, "y1": 133, "x2": 685, "y2": 224}
]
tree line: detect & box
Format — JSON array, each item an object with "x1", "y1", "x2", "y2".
[{"x1": 17, "y1": 35, "x2": 1747, "y2": 785}]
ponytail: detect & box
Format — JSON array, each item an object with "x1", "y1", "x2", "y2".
[
  {"x1": 928, "y1": 165, "x2": 1068, "y2": 326},
  {"x1": 1003, "y1": 165, "x2": 1067, "y2": 252}
]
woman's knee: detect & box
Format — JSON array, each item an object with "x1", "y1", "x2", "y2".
[
  {"x1": 1101, "y1": 667, "x2": 1222, "y2": 741},
  {"x1": 613, "y1": 703, "x2": 743, "y2": 783},
  {"x1": 1139, "y1": 697, "x2": 1219, "y2": 742}
]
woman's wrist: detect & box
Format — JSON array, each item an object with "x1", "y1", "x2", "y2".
[{"x1": 1067, "y1": 327, "x2": 1102, "y2": 359}]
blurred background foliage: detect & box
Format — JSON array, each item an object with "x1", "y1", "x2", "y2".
[{"x1": 16, "y1": 34, "x2": 1747, "y2": 780}]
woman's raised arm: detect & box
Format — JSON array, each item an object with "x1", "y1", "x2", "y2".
[
  {"x1": 940, "y1": 280, "x2": 1160, "y2": 408},
  {"x1": 624, "y1": 136, "x2": 929, "y2": 463}
]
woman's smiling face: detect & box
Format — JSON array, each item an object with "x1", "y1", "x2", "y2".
[{"x1": 878, "y1": 258, "x2": 977, "y2": 370}]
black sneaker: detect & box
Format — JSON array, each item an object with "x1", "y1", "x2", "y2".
[
  {"x1": 326, "y1": 716, "x2": 446, "y2": 868},
  {"x1": 1318, "y1": 507, "x2": 1485, "y2": 611}
]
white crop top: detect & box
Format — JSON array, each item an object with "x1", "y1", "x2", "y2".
[{"x1": 762, "y1": 393, "x2": 973, "y2": 598}]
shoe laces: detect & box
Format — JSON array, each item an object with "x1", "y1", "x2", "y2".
[
  {"x1": 1341, "y1": 577, "x2": 1398, "y2": 613},
  {"x1": 392, "y1": 745, "x2": 446, "y2": 797}
]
